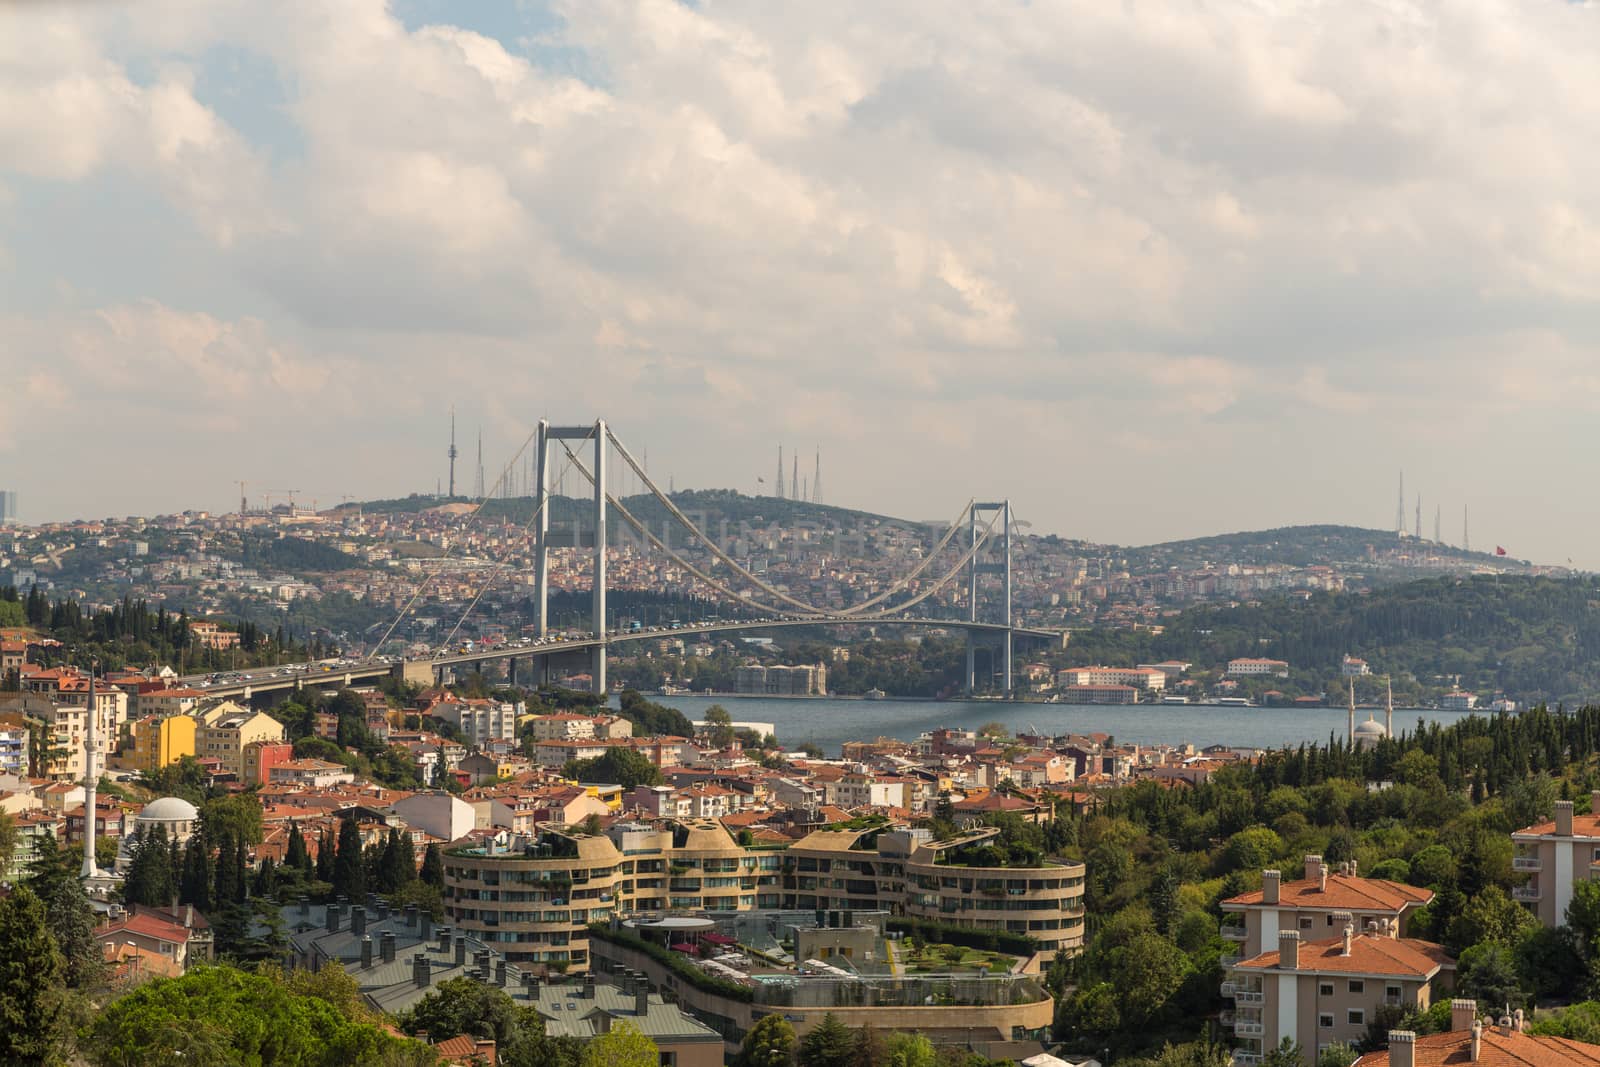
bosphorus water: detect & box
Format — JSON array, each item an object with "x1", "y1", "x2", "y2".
[{"x1": 639, "y1": 694, "x2": 1480, "y2": 756}]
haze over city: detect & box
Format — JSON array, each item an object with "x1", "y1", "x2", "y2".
[{"x1": 4, "y1": 1, "x2": 1599, "y2": 564}]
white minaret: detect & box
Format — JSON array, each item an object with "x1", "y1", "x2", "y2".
[
  {"x1": 1386, "y1": 677, "x2": 1394, "y2": 737},
  {"x1": 1347, "y1": 679, "x2": 1356, "y2": 747},
  {"x1": 81, "y1": 662, "x2": 100, "y2": 879}
]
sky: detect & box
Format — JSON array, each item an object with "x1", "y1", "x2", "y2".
[{"x1": 3, "y1": 1, "x2": 1599, "y2": 564}]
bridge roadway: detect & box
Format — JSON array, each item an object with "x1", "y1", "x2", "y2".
[{"x1": 178, "y1": 616, "x2": 1066, "y2": 701}]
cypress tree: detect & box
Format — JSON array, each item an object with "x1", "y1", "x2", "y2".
[
  {"x1": 212, "y1": 829, "x2": 240, "y2": 907},
  {"x1": 333, "y1": 817, "x2": 366, "y2": 901},
  {"x1": 420, "y1": 842, "x2": 444, "y2": 890},
  {"x1": 180, "y1": 833, "x2": 212, "y2": 911},
  {"x1": 0, "y1": 886, "x2": 68, "y2": 1065},
  {"x1": 24, "y1": 833, "x2": 103, "y2": 989},
  {"x1": 285, "y1": 822, "x2": 311, "y2": 875},
  {"x1": 123, "y1": 824, "x2": 177, "y2": 908},
  {"x1": 315, "y1": 828, "x2": 335, "y2": 886}
]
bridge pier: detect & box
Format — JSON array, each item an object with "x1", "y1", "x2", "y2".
[{"x1": 507, "y1": 657, "x2": 517, "y2": 687}]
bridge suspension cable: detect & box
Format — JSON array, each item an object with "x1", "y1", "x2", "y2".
[
  {"x1": 363, "y1": 423, "x2": 555, "y2": 663},
  {"x1": 559, "y1": 438, "x2": 1002, "y2": 623},
  {"x1": 435, "y1": 426, "x2": 596, "y2": 654},
  {"x1": 604, "y1": 427, "x2": 979, "y2": 618}
]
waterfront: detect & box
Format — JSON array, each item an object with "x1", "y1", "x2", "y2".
[{"x1": 639, "y1": 695, "x2": 1479, "y2": 756}]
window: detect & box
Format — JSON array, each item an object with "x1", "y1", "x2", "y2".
[
  {"x1": 1300, "y1": 917, "x2": 1314, "y2": 930},
  {"x1": 1348, "y1": 1010, "x2": 1365, "y2": 1026},
  {"x1": 1319, "y1": 982, "x2": 1335, "y2": 997},
  {"x1": 659, "y1": 1055, "x2": 676, "y2": 1067},
  {"x1": 1348, "y1": 980, "x2": 1365, "y2": 994},
  {"x1": 1319, "y1": 1014, "x2": 1335, "y2": 1029},
  {"x1": 1386, "y1": 985, "x2": 1402, "y2": 1001}
]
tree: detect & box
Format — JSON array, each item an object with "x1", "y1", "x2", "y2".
[
  {"x1": 0, "y1": 885, "x2": 68, "y2": 1066},
  {"x1": 0, "y1": 809, "x2": 16, "y2": 877},
  {"x1": 420, "y1": 843, "x2": 445, "y2": 890},
  {"x1": 1456, "y1": 943, "x2": 1525, "y2": 1009},
  {"x1": 401, "y1": 977, "x2": 535, "y2": 1048},
  {"x1": 798, "y1": 1013, "x2": 856, "y2": 1067},
  {"x1": 25, "y1": 833, "x2": 103, "y2": 989},
  {"x1": 738, "y1": 1014, "x2": 797, "y2": 1067},
  {"x1": 579, "y1": 1021, "x2": 658, "y2": 1067},
  {"x1": 87, "y1": 964, "x2": 426, "y2": 1067},
  {"x1": 1262, "y1": 1038, "x2": 1304, "y2": 1067},
  {"x1": 201, "y1": 793, "x2": 264, "y2": 847},
  {"x1": 333, "y1": 817, "x2": 367, "y2": 902},
  {"x1": 884, "y1": 1032, "x2": 938, "y2": 1067},
  {"x1": 703, "y1": 705, "x2": 736, "y2": 748},
  {"x1": 123, "y1": 824, "x2": 178, "y2": 908},
  {"x1": 316, "y1": 828, "x2": 336, "y2": 886},
  {"x1": 286, "y1": 822, "x2": 312, "y2": 876},
  {"x1": 1317, "y1": 1043, "x2": 1357, "y2": 1067},
  {"x1": 563, "y1": 747, "x2": 663, "y2": 790}
]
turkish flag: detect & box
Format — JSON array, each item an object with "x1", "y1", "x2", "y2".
[{"x1": 1495, "y1": 546, "x2": 1507, "y2": 556}]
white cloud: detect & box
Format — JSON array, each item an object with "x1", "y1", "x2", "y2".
[{"x1": 4, "y1": 1, "x2": 1600, "y2": 562}]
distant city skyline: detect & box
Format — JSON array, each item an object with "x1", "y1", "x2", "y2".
[{"x1": 2, "y1": 3, "x2": 1597, "y2": 565}]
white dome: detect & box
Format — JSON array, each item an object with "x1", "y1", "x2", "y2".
[
  {"x1": 1354, "y1": 719, "x2": 1388, "y2": 737},
  {"x1": 138, "y1": 796, "x2": 199, "y2": 823}
]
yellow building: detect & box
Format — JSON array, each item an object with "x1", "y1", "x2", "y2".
[{"x1": 126, "y1": 714, "x2": 198, "y2": 773}]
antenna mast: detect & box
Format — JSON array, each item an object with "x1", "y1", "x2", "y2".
[
  {"x1": 447, "y1": 407, "x2": 458, "y2": 498},
  {"x1": 776, "y1": 446, "x2": 785, "y2": 500},
  {"x1": 814, "y1": 448, "x2": 822, "y2": 505}
]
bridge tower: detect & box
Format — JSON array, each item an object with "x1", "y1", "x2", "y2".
[
  {"x1": 535, "y1": 419, "x2": 609, "y2": 694},
  {"x1": 965, "y1": 500, "x2": 1013, "y2": 697}
]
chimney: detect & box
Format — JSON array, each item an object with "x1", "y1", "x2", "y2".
[
  {"x1": 381, "y1": 930, "x2": 397, "y2": 965},
  {"x1": 1451, "y1": 999, "x2": 1476, "y2": 1033},
  {"x1": 1350, "y1": 859, "x2": 1358, "y2": 877},
  {"x1": 185, "y1": 904, "x2": 194, "y2": 929},
  {"x1": 474, "y1": 950, "x2": 491, "y2": 976},
  {"x1": 376, "y1": 899, "x2": 390, "y2": 921},
  {"x1": 360, "y1": 935, "x2": 374, "y2": 969},
  {"x1": 521, "y1": 970, "x2": 536, "y2": 992},
  {"x1": 299, "y1": 895, "x2": 310, "y2": 917},
  {"x1": 438, "y1": 926, "x2": 452, "y2": 953},
  {"x1": 1471, "y1": 1020, "x2": 1483, "y2": 1061},
  {"x1": 327, "y1": 905, "x2": 342, "y2": 934},
  {"x1": 1305, "y1": 855, "x2": 1324, "y2": 884},
  {"x1": 1279, "y1": 930, "x2": 1300, "y2": 970},
  {"x1": 420, "y1": 912, "x2": 433, "y2": 942},
  {"x1": 1591, "y1": 790, "x2": 1600, "y2": 817},
  {"x1": 475, "y1": 1041, "x2": 496, "y2": 1061},
  {"x1": 496, "y1": 959, "x2": 507, "y2": 986},
  {"x1": 454, "y1": 934, "x2": 467, "y2": 966},
  {"x1": 1557, "y1": 800, "x2": 1575, "y2": 837},
  {"x1": 636, "y1": 976, "x2": 650, "y2": 1016},
  {"x1": 1342, "y1": 921, "x2": 1354, "y2": 956},
  {"x1": 1263, "y1": 870, "x2": 1281, "y2": 905},
  {"x1": 1389, "y1": 1031, "x2": 1416, "y2": 1067},
  {"x1": 583, "y1": 975, "x2": 596, "y2": 999},
  {"x1": 412, "y1": 953, "x2": 431, "y2": 988},
  {"x1": 1513, "y1": 1008, "x2": 1525, "y2": 1034},
  {"x1": 351, "y1": 905, "x2": 367, "y2": 938},
  {"x1": 404, "y1": 904, "x2": 418, "y2": 928}
]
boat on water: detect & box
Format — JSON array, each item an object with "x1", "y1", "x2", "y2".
[
  {"x1": 864, "y1": 688, "x2": 886, "y2": 700},
  {"x1": 1160, "y1": 695, "x2": 1190, "y2": 705},
  {"x1": 1214, "y1": 696, "x2": 1254, "y2": 707}
]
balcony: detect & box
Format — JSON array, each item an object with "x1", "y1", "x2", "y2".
[
  {"x1": 1221, "y1": 924, "x2": 1249, "y2": 942},
  {"x1": 1234, "y1": 1022, "x2": 1265, "y2": 1038},
  {"x1": 1220, "y1": 981, "x2": 1238, "y2": 998},
  {"x1": 1220, "y1": 1012, "x2": 1236, "y2": 1027},
  {"x1": 1513, "y1": 855, "x2": 1544, "y2": 872},
  {"x1": 1220, "y1": 954, "x2": 1242, "y2": 969},
  {"x1": 1235, "y1": 990, "x2": 1265, "y2": 1006},
  {"x1": 1513, "y1": 885, "x2": 1543, "y2": 902},
  {"x1": 1231, "y1": 1053, "x2": 1262, "y2": 1067}
]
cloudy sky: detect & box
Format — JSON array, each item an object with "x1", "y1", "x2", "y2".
[{"x1": 3, "y1": 1, "x2": 1598, "y2": 563}]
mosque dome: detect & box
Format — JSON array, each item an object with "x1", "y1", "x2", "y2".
[
  {"x1": 1353, "y1": 717, "x2": 1388, "y2": 749},
  {"x1": 137, "y1": 796, "x2": 200, "y2": 824}
]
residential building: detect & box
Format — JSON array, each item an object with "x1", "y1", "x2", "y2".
[
  {"x1": 1061, "y1": 684, "x2": 1138, "y2": 705},
  {"x1": 1440, "y1": 691, "x2": 1478, "y2": 710},
  {"x1": 1225, "y1": 925, "x2": 1454, "y2": 1066},
  {"x1": 125, "y1": 714, "x2": 198, "y2": 774},
  {"x1": 268, "y1": 758, "x2": 357, "y2": 788},
  {"x1": 1055, "y1": 666, "x2": 1167, "y2": 692},
  {"x1": 0, "y1": 716, "x2": 27, "y2": 776},
  {"x1": 187, "y1": 621, "x2": 240, "y2": 650},
  {"x1": 390, "y1": 792, "x2": 476, "y2": 843},
  {"x1": 1219, "y1": 857, "x2": 1433, "y2": 957},
  {"x1": 428, "y1": 699, "x2": 519, "y2": 749},
  {"x1": 1510, "y1": 795, "x2": 1600, "y2": 928},
  {"x1": 1341, "y1": 656, "x2": 1372, "y2": 677},
  {"x1": 1353, "y1": 1003, "x2": 1600, "y2": 1067},
  {"x1": 1227, "y1": 658, "x2": 1291, "y2": 678},
  {"x1": 197, "y1": 704, "x2": 286, "y2": 778},
  {"x1": 733, "y1": 664, "x2": 827, "y2": 695},
  {"x1": 97, "y1": 904, "x2": 214, "y2": 973},
  {"x1": 243, "y1": 740, "x2": 295, "y2": 786}
]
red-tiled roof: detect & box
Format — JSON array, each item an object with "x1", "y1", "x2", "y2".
[
  {"x1": 1236, "y1": 934, "x2": 1452, "y2": 978},
  {"x1": 1355, "y1": 1028, "x2": 1600, "y2": 1067},
  {"x1": 1223, "y1": 874, "x2": 1432, "y2": 913}
]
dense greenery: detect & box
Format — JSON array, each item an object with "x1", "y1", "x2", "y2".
[
  {"x1": 586, "y1": 923, "x2": 757, "y2": 1002},
  {"x1": 1062, "y1": 574, "x2": 1600, "y2": 705}
]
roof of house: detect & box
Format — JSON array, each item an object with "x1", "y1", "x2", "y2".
[
  {"x1": 1515, "y1": 811, "x2": 1600, "y2": 840},
  {"x1": 1235, "y1": 934, "x2": 1453, "y2": 978},
  {"x1": 1354, "y1": 1028, "x2": 1600, "y2": 1067},
  {"x1": 1222, "y1": 874, "x2": 1433, "y2": 913}
]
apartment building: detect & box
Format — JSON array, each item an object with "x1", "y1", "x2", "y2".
[
  {"x1": 0, "y1": 716, "x2": 26, "y2": 776},
  {"x1": 1354, "y1": 1002, "x2": 1600, "y2": 1067},
  {"x1": 1224, "y1": 923, "x2": 1454, "y2": 1067},
  {"x1": 125, "y1": 714, "x2": 198, "y2": 774},
  {"x1": 1228, "y1": 658, "x2": 1291, "y2": 678},
  {"x1": 428, "y1": 699, "x2": 519, "y2": 749},
  {"x1": 197, "y1": 703, "x2": 286, "y2": 778},
  {"x1": 733, "y1": 664, "x2": 827, "y2": 696},
  {"x1": 442, "y1": 819, "x2": 1088, "y2": 971},
  {"x1": 1056, "y1": 666, "x2": 1167, "y2": 692},
  {"x1": 1509, "y1": 795, "x2": 1600, "y2": 928},
  {"x1": 1220, "y1": 858, "x2": 1433, "y2": 957}
]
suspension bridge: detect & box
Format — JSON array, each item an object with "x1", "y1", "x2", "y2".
[{"x1": 179, "y1": 419, "x2": 1065, "y2": 702}]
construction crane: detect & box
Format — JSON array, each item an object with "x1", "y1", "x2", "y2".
[
  {"x1": 238, "y1": 481, "x2": 248, "y2": 516},
  {"x1": 264, "y1": 488, "x2": 301, "y2": 511}
]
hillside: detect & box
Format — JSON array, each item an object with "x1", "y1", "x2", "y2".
[
  {"x1": 1127, "y1": 523, "x2": 1521, "y2": 571},
  {"x1": 1065, "y1": 573, "x2": 1600, "y2": 706}
]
